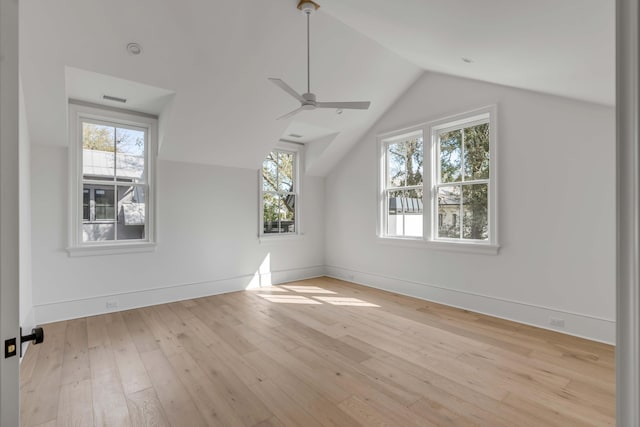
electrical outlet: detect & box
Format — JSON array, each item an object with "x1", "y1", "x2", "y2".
[
  {"x1": 549, "y1": 317, "x2": 565, "y2": 328},
  {"x1": 106, "y1": 301, "x2": 118, "y2": 309}
]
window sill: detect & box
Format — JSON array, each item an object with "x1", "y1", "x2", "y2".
[
  {"x1": 259, "y1": 233, "x2": 304, "y2": 244},
  {"x1": 67, "y1": 242, "x2": 156, "y2": 257},
  {"x1": 377, "y1": 236, "x2": 500, "y2": 255}
]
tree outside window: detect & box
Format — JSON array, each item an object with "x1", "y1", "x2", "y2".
[
  {"x1": 262, "y1": 150, "x2": 297, "y2": 234},
  {"x1": 436, "y1": 121, "x2": 490, "y2": 241}
]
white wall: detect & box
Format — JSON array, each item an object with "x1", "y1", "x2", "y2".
[
  {"x1": 19, "y1": 80, "x2": 34, "y2": 332},
  {"x1": 324, "y1": 72, "x2": 616, "y2": 343},
  {"x1": 30, "y1": 148, "x2": 325, "y2": 323}
]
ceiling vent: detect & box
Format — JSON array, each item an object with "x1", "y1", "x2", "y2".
[{"x1": 102, "y1": 94, "x2": 127, "y2": 103}]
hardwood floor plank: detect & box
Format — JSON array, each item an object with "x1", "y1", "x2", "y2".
[
  {"x1": 87, "y1": 315, "x2": 132, "y2": 427},
  {"x1": 248, "y1": 379, "x2": 324, "y2": 427},
  {"x1": 105, "y1": 312, "x2": 152, "y2": 396},
  {"x1": 139, "y1": 349, "x2": 207, "y2": 427},
  {"x1": 20, "y1": 339, "x2": 41, "y2": 386},
  {"x1": 121, "y1": 309, "x2": 160, "y2": 354},
  {"x1": 165, "y1": 351, "x2": 250, "y2": 426},
  {"x1": 253, "y1": 416, "x2": 287, "y2": 427},
  {"x1": 56, "y1": 379, "x2": 93, "y2": 427},
  {"x1": 126, "y1": 387, "x2": 170, "y2": 427},
  {"x1": 21, "y1": 277, "x2": 615, "y2": 426},
  {"x1": 21, "y1": 321, "x2": 67, "y2": 427},
  {"x1": 338, "y1": 395, "x2": 412, "y2": 427},
  {"x1": 60, "y1": 318, "x2": 90, "y2": 386}
]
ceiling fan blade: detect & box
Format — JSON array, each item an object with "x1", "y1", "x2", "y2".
[
  {"x1": 316, "y1": 101, "x2": 371, "y2": 110},
  {"x1": 268, "y1": 78, "x2": 305, "y2": 103},
  {"x1": 276, "y1": 106, "x2": 306, "y2": 120}
]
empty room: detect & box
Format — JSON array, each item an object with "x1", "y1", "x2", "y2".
[{"x1": 2, "y1": 0, "x2": 637, "y2": 425}]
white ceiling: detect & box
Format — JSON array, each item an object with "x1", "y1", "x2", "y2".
[
  {"x1": 322, "y1": 0, "x2": 615, "y2": 106},
  {"x1": 19, "y1": 0, "x2": 614, "y2": 176}
]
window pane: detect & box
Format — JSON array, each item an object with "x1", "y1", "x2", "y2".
[
  {"x1": 262, "y1": 152, "x2": 278, "y2": 192},
  {"x1": 82, "y1": 183, "x2": 115, "y2": 242},
  {"x1": 83, "y1": 189, "x2": 90, "y2": 221},
  {"x1": 387, "y1": 189, "x2": 422, "y2": 237},
  {"x1": 463, "y1": 123, "x2": 490, "y2": 180},
  {"x1": 83, "y1": 123, "x2": 115, "y2": 179},
  {"x1": 277, "y1": 151, "x2": 294, "y2": 192},
  {"x1": 463, "y1": 183, "x2": 488, "y2": 240},
  {"x1": 115, "y1": 127, "x2": 145, "y2": 181},
  {"x1": 386, "y1": 189, "x2": 405, "y2": 236},
  {"x1": 94, "y1": 187, "x2": 115, "y2": 220},
  {"x1": 82, "y1": 223, "x2": 114, "y2": 241},
  {"x1": 407, "y1": 137, "x2": 423, "y2": 186},
  {"x1": 263, "y1": 193, "x2": 279, "y2": 233},
  {"x1": 280, "y1": 194, "x2": 295, "y2": 233},
  {"x1": 439, "y1": 130, "x2": 462, "y2": 183},
  {"x1": 403, "y1": 187, "x2": 423, "y2": 237},
  {"x1": 117, "y1": 185, "x2": 146, "y2": 240},
  {"x1": 387, "y1": 142, "x2": 407, "y2": 187},
  {"x1": 437, "y1": 186, "x2": 461, "y2": 238}
]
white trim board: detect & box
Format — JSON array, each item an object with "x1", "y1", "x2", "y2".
[
  {"x1": 33, "y1": 266, "x2": 325, "y2": 324},
  {"x1": 33, "y1": 265, "x2": 615, "y2": 344},
  {"x1": 325, "y1": 265, "x2": 615, "y2": 345}
]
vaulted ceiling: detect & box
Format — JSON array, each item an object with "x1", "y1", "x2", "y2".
[{"x1": 19, "y1": 0, "x2": 614, "y2": 176}]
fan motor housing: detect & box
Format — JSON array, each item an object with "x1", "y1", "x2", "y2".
[{"x1": 297, "y1": 0, "x2": 320, "y2": 14}]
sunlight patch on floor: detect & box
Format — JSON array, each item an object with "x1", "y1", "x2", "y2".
[
  {"x1": 312, "y1": 296, "x2": 380, "y2": 307},
  {"x1": 280, "y1": 285, "x2": 336, "y2": 294},
  {"x1": 257, "y1": 294, "x2": 322, "y2": 304}
]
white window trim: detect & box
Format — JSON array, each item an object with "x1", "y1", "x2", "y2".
[
  {"x1": 377, "y1": 105, "x2": 499, "y2": 255},
  {"x1": 258, "y1": 141, "x2": 303, "y2": 241},
  {"x1": 67, "y1": 101, "x2": 157, "y2": 256},
  {"x1": 378, "y1": 127, "x2": 425, "y2": 240}
]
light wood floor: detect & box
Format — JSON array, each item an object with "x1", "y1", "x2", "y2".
[{"x1": 20, "y1": 277, "x2": 615, "y2": 426}]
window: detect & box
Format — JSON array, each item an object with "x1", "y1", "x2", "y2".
[
  {"x1": 260, "y1": 147, "x2": 299, "y2": 236},
  {"x1": 378, "y1": 106, "x2": 498, "y2": 252},
  {"x1": 68, "y1": 102, "x2": 156, "y2": 254},
  {"x1": 382, "y1": 132, "x2": 423, "y2": 237},
  {"x1": 433, "y1": 113, "x2": 492, "y2": 242}
]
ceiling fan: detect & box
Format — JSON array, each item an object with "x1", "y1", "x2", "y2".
[{"x1": 269, "y1": 0, "x2": 371, "y2": 120}]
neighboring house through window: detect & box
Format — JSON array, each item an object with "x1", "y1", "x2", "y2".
[
  {"x1": 260, "y1": 145, "x2": 300, "y2": 236},
  {"x1": 378, "y1": 105, "x2": 498, "y2": 252},
  {"x1": 68, "y1": 102, "x2": 157, "y2": 254}
]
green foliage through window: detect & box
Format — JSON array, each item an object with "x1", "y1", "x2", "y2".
[
  {"x1": 437, "y1": 121, "x2": 490, "y2": 241},
  {"x1": 262, "y1": 150, "x2": 296, "y2": 234}
]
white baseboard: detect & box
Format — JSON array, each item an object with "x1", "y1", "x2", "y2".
[
  {"x1": 19, "y1": 307, "x2": 36, "y2": 363},
  {"x1": 21, "y1": 307, "x2": 35, "y2": 332},
  {"x1": 31, "y1": 264, "x2": 615, "y2": 345},
  {"x1": 325, "y1": 265, "x2": 615, "y2": 345},
  {"x1": 33, "y1": 265, "x2": 325, "y2": 324}
]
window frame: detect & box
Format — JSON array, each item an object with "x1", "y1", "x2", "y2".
[
  {"x1": 377, "y1": 105, "x2": 499, "y2": 255},
  {"x1": 379, "y1": 129, "x2": 424, "y2": 239},
  {"x1": 258, "y1": 142, "x2": 303, "y2": 241},
  {"x1": 67, "y1": 102, "x2": 157, "y2": 256}
]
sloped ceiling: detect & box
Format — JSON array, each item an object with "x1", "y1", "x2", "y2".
[
  {"x1": 321, "y1": 0, "x2": 614, "y2": 107},
  {"x1": 19, "y1": 0, "x2": 613, "y2": 176}
]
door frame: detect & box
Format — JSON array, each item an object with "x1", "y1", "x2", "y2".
[
  {"x1": 0, "y1": 0, "x2": 21, "y2": 425},
  {"x1": 616, "y1": 0, "x2": 640, "y2": 425}
]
